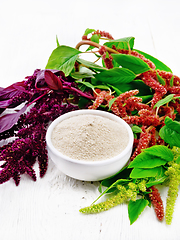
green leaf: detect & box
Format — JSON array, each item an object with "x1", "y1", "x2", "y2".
[
  {"x1": 170, "y1": 75, "x2": 174, "y2": 87},
  {"x1": 139, "y1": 95, "x2": 153, "y2": 103},
  {"x1": 134, "y1": 49, "x2": 172, "y2": 72},
  {"x1": 107, "y1": 84, "x2": 152, "y2": 102},
  {"x1": 86, "y1": 34, "x2": 100, "y2": 51},
  {"x1": 128, "y1": 199, "x2": 149, "y2": 225},
  {"x1": 112, "y1": 80, "x2": 152, "y2": 96},
  {"x1": 156, "y1": 72, "x2": 166, "y2": 86},
  {"x1": 104, "y1": 37, "x2": 135, "y2": 50},
  {"x1": 83, "y1": 28, "x2": 96, "y2": 36},
  {"x1": 146, "y1": 176, "x2": 167, "y2": 188},
  {"x1": 176, "y1": 155, "x2": 180, "y2": 164},
  {"x1": 93, "y1": 178, "x2": 130, "y2": 204},
  {"x1": 128, "y1": 152, "x2": 167, "y2": 169},
  {"x1": 76, "y1": 81, "x2": 110, "y2": 91},
  {"x1": 71, "y1": 72, "x2": 94, "y2": 79},
  {"x1": 77, "y1": 81, "x2": 95, "y2": 90},
  {"x1": 94, "y1": 85, "x2": 111, "y2": 90},
  {"x1": 78, "y1": 97, "x2": 90, "y2": 109},
  {"x1": 153, "y1": 94, "x2": 174, "y2": 109},
  {"x1": 103, "y1": 179, "x2": 131, "y2": 194},
  {"x1": 108, "y1": 84, "x2": 123, "y2": 95},
  {"x1": 77, "y1": 58, "x2": 106, "y2": 72},
  {"x1": 100, "y1": 166, "x2": 132, "y2": 188},
  {"x1": 108, "y1": 98, "x2": 117, "y2": 109},
  {"x1": 130, "y1": 166, "x2": 165, "y2": 178},
  {"x1": 174, "y1": 96, "x2": 180, "y2": 100},
  {"x1": 143, "y1": 145, "x2": 174, "y2": 162},
  {"x1": 45, "y1": 46, "x2": 81, "y2": 76},
  {"x1": 56, "y1": 35, "x2": 60, "y2": 47},
  {"x1": 95, "y1": 67, "x2": 136, "y2": 84},
  {"x1": 164, "y1": 116, "x2": 180, "y2": 134},
  {"x1": 91, "y1": 34, "x2": 100, "y2": 43},
  {"x1": 159, "y1": 117, "x2": 180, "y2": 148},
  {"x1": 111, "y1": 54, "x2": 150, "y2": 74},
  {"x1": 131, "y1": 125, "x2": 142, "y2": 134},
  {"x1": 71, "y1": 66, "x2": 95, "y2": 79}
]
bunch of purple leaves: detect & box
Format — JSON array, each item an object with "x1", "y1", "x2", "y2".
[{"x1": 0, "y1": 69, "x2": 93, "y2": 185}]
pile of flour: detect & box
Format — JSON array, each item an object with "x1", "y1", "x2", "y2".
[{"x1": 51, "y1": 114, "x2": 129, "y2": 161}]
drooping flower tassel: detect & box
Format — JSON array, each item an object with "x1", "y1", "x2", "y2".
[
  {"x1": 148, "y1": 185, "x2": 164, "y2": 221},
  {"x1": 80, "y1": 185, "x2": 128, "y2": 214},
  {"x1": 165, "y1": 162, "x2": 180, "y2": 225}
]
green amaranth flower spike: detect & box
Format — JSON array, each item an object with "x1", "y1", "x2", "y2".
[
  {"x1": 165, "y1": 149, "x2": 180, "y2": 225},
  {"x1": 126, "y1": 182, "x2": 137, "y2": 201},
  {"x1": 80, "y1": 180, "x2": 148, "y2": 214},
  {"x1": 138, "y1": 179, "x2": 147, "y2": 192},
  {"x1": 172, "y1": 146, "x2": 180, "y2": 161},
  {"x1": 80, "y1": 185, "x2": 127, "y2": 214}
]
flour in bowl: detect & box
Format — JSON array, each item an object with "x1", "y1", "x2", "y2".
[{"x1": 51, "y1": 114, "x2": 129, "y2": 161}]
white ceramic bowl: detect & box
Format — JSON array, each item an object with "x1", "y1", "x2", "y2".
[{"x1": 46, "y1": 109, "x2": 134, "y2": 181}]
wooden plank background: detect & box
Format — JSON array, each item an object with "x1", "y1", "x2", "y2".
[{"x1": 0, "y1": 0, "x2": 180, "y2": 239}]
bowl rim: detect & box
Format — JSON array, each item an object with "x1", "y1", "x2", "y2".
[{"x1": 46, "y1": 109, "x2": 134, "y2": 166}]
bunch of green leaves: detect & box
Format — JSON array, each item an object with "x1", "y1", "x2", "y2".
[
  {"x1": 79, "y1": 117, "x2": 180, "y2": 224},
  {"x1": 45, "y1": 28, "x2": 174, "y2": 107}
]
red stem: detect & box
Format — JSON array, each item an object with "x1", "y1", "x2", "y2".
[
  {"x1": 27, "y1": 90, "x2": 50, "y2": 107},
  {"x1": 63, "y1": 86, "x2": 94, "y2": 100},
  {"x1": 75, "y1": 40, "x2": 119, "y2": 54}
]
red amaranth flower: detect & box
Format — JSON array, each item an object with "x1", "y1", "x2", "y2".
[
  {"x1": 118, "y1": 89, "x2": 139, "y2": 101},
  {"x1": 123, "y1": 114, "x2": 160, "y2": 127},
  {"x1": 148, "y1": 185, "x2": 164, "y2": 221},
  {"x1": 82, "y1": 29, "x2": 114, "y2": 41},
  {"x1": 88, "y1": 89, "x2": 142, "y2": 118},
  {"x1": 168, "y1": 86, "x2": 180, "y2": 94},
  {"x1": 157, "y1": 70, "x2": 180, "y2": 87},
  {"x1": 89, "y1": 90, "x2": 107, "y2": 109},
  {"x1": 105, "y1": 94, "x2": 122, "y2": 116},
  {"x1": 125, "y1": 96, "x2": 150, "y2": 113},
  {"x1": 112, "y1": 46, "x2": 156, "y2": 69},
  {"x1": 148, "y1": 127, "x2": 157, "y2": 147},
  {"x1": 131, "y1": 51, "x2": 156, "y2": 69},
  {"x1": 130, "y1": 126, "x2": 151, "y2": 160},
  {"x1": 170, "y1": 99, "x2": 180, "y2": 115},
  {"x1": 92, "y1": 30, "x2": 114, "y2": 40},
  {"x1": 102, "y1": 53, "x2": 114, "y2": 69},
  {"x1": 141, "y1": 71, "x2": 167, "y2": 95},
  {"x1": 151, "y1": 91, "x2": 164, "y2": 108},
  {"x1": 98, "y1": 46, "x2": 107, "y2": 55},
  {"x1": 158, "y1": 106, "x2": 176, "y2": 122}
]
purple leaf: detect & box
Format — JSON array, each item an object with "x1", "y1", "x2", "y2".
[
  {"x1": 35, "y1": 70, "x2": 48, "y2": 89},
  {"x1": 35, "y1": 69, "x2": 61, "y2": 89},
  {"x1": 0, "y1": 99, "x2": 12, "y2": 108},
  {"x1": 44, "y1": 70, "x2": 63, "y2": 90},
  {"x1": 0, "y1": 81, "x2": 27, "y2": 100},
  {"x1": 0, "y1": 88, "x2": 21, "y2": 100},
  {"x1": 0, "y1": 105, "x2": 27, "y2": 133}
]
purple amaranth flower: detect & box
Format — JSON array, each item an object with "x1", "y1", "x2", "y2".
[
  {"x1": 0, "y1": 138, "x2": 36, "y2": 186},
  {"x1": 0, "y1": 69, "x2": 91, "y2": 185}
]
